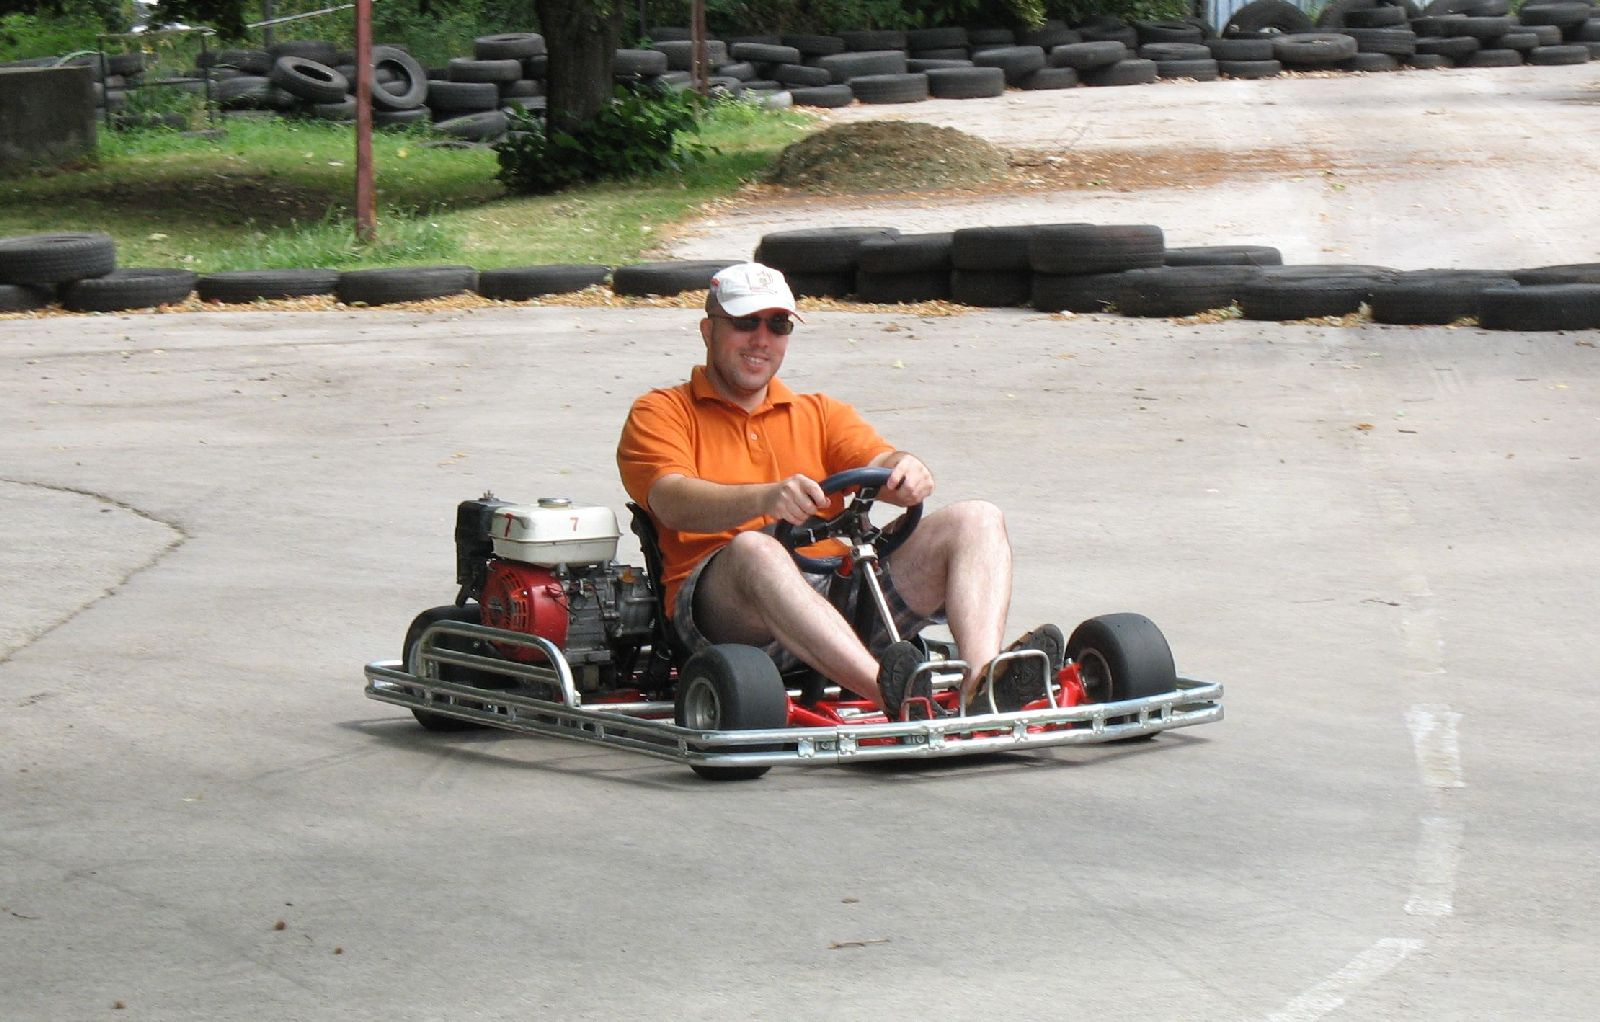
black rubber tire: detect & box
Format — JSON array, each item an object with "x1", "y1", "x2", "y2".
[
  {"x1": 474, "y1": 33, "x2": 546, "y2": 60},
  {"x1": 1224, "y1": 0, "x2": 1316, "y2": 36},
  {"x1": 854, "y1": 269, "x2": 951, "y2": 303},
  {"x1": 973, "y1": 45, "x2": 1048, "y2": 84},
  {"x1": 1141, "y1": 42, "x2": 1212, "y2": 60},
  {"x1": 447, "y1": 57, "x2": 522, "y2": 83},
  {"x1": 839, "y1": 29, "x2": 908, "y2": 51},
  {"x1": 1511, "y1": 263, "x2": 1600, "y2": 285},
  {"x1": 1494, "y1": 31, "x2": 1541, "y2": 52},
  {"x1": 849, "y1": 72, "x2": 928, "y2": 103},
  {"x1": 790, "y1": 84, "x2": 854, "y2": 108},
  {"x1": 783, "y1": 33, "x2": 846, "y2": 56},
  {"x1": 1049, "y1": 41, "x2": 1130, "y2": 69},
  {"x1": 1136, "y1": 19, "x2": 1206, "y2": 44},
  {"x1": 1461, "y1": 48, "x2": 1523, "y2": 65},
  {"x1": 1317, "y1": 0, "x2": 1386, "y2": 29},
  {"x1": 197, "y1": 269, "x2": 339, "y2": 303},
  {"x1": 774, "y1": 62, "x2": 832, "y2": 86},
  {"x1": 611, "y1": 259, "x2": 741, "y2": 297},
  {"x1": 1165, "y1": 245, "x2": 1284, "y2": 267},
  {"x1": 1021, "y1": 66, "x2": 1081, "y2": 89},
  {"x1": 1031, "y1": 271, "x2": 1126, "y2": 312},
  {"x1": 1081, "y1": 58, "x2": 1159, "y2": 85},
  {"x1": 0, "y1": 231, "x2": 116, "y2": 285},
  {"x1": 433, "y1": 110, "x2": 508, "y2": 141},
  {"x1": 214, "y1": 48, "x2": 272, "y2": 74},
  {"x1": 950, "y1": 268, "x2": 1031, "y2": 307},
  {"x1": 783, "y1": 270, "x2": 855, "y2": 299},
  {"x1": 1425, "y1": 0, "x2": 1508, "y2": 12},
  {"x1": 1076, "y1": 19, "x2": 1140, "y2": 48},
  {"x1": 927, "y1": 65, "x2": 1006, "y2": 97},
  {"x1": 1207, "y1": 36, "x2": 1277, "y2": 58},
  {"x1": 269, "y1": 55, "x2": 349, "y2": 103},
  {"x1": 0, "y1": 283, "x2": 53, "y2": 311},
  {"x1": 1519, "y1": 2, "x2": 1594, "y2": 28},
  {"x1": 1339, "y1": 51, "x2": 1404, "y2": 69},
  {"x1": 731, "y1": 42, "x2": 801, "y2": 64},
  {"x1": 758, "y1": 227, "x2": 900, "y2": 274},
  {"x1": 1437, "y1": 14, "x2": 1516, "y2": 38},
  {"x1": 1157, "y1": 57, "x2": 1221, "y2": 79},
  {"x1": 1526, "y1": 44, "x2": 1590, "y2": 64},
  {"x1": 950, "y1": 225, "x2": 1039, "y2": 272},
  {"x1": 403, "y1": 604, "x2": 492, "y2": 732},
  {"x1": 1113, "y1": 265, "x2": 1265, "y2": 317},
  {"x1": 1406, "y1": 52, "x2": 1457, "y2": 67},
  {"x1": 217, "y1": 75, "x2": 274, "y2": 109},
  {"x1": 368, "y1": 45, "x2": 427, "y2": 109},
  {"x1": 1021, "y1": 25, "x2": 1083, "y2": 48},
  {"x1": 1239, "y1": 275, "x2": 1385, "y2": 320},
  {"x1": 815, "y1": 50, "x2": 908, "y2": 83},
  {"x1": 968, "y1": 27, "x2": 1018, "y2": 47},
  {"x1": 1343, "y1": 26, "x2": 1419, "y2": 54},
  {"x1": 674, "y1": 644, "x2": 789, "y2": 781},
  {"x1": 614, "y1": 48, "x2": 671, "y2": 76},
  {"x1": 337, "y1": 266, "x2": 477, "y2": 306},
  {"x1": 426, "y1": 80, "x2": 499, "y2": 113},
  {"x1": 1369, "y1": 271, "x2": 1519, "y2": 324},
  {"x1": 374, "y1": 106, "x2": 431, "y2": 127},
  {"x1": 1028, "y1": 223, "x2": 1164, "y2": 275},
  {"x1": 856, "y1": 232, "x2": 954, "y2": 274},
  {"x1": 1066, "y1": 614, "x2": 1178, "y2": 727},
  {"x1": 648, "y1": 40, "x2": 696, "y2": 72},
  {"x1": 1220, "y1": 58, "x2": 1285, "y2": 76},
  {"x1": 1478, "y1": 284, "x2": 1600, "y2": 331},
  {"x1": 60, "y1": 268, "x2": 195, "y2": 312},
  {"x1": 1417, "y1": 36, "x2": 1483, "y2": 58},
  {"x1": 476, "y1": 264, "x2": 611, "y2": 300},
  {"x1": 1273, "y1": 32, "x2": 1360, "y2": 64}
]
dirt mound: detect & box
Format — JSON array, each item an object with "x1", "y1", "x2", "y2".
[{"x1": 766, "y1": 121, "x2": 1009, "y2": 194}]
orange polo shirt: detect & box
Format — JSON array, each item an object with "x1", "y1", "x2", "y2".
[{"x1": 617, "y1": 365, "x2": 893, "y2": 614}]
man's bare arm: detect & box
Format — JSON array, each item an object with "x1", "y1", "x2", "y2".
[{"x1": 648, "y1": 473, "x2": 828, "y2": 533}]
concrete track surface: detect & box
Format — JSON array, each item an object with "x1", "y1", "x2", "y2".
[{"x1": 4, "y1": 66, "x2": 1600, "y2": 1020}]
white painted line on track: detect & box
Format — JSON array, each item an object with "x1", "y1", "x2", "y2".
[
  {"x1": 1405, "y1": 815, "x2": 1466, "y2": 918},
  {"x1": 1405, "y1": 704, "x2": 1466, "y2": 789},
  {"x1": 1265, "y1": 938, "x2": 1425, "y2": 1022}
]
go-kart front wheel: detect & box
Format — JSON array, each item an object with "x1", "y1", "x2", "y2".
[
  {"x1": 1067, "y1": 613, "x2": 1177, "y2": 733},
  {"x1": 403, "y1": 604, "x2": 493, "y2": 732},
  {"x1": 674, "y1": 644, "x2": 789, "y2": 781}
]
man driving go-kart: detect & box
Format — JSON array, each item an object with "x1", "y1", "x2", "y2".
[{"x1": 616, "y1": 262, "x2": 1064, "y2": 721}]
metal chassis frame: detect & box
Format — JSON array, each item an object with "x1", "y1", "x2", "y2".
[{"x1": 364, "y1": 620, "x2": 1225, "y2": 770}]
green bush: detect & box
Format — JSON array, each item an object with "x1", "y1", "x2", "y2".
[{"x1": 495, "y1": 86, "x2": 710, "y2": 195}]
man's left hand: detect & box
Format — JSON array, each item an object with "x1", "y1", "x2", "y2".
[{"x1": 876, "y1": 451, "x2": 933, "y2": 507}]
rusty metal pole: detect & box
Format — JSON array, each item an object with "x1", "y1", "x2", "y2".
[
  {"x1": 353, "y1": 0, "x2": 376, "y2": 244},
  {"x1": 690, "y1": 0, "x2": 707, "y2": 95}
]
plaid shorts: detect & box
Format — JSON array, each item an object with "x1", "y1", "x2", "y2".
[{"x1": 672, "y1": 540, "x2": 943, "y2": 673}]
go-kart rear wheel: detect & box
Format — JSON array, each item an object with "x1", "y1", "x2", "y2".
[
  {"x1": 403, "y1": 604, "x2": 492, "y2": 732},
  {"x1": 1067, "y1": 614, "x2": 1177, "y2": 735},
  {"x1": 674, "y1": 644, "x2": 789, "y2": 781}
]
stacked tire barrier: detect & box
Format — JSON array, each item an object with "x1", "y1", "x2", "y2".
[{"x1": 4, "y1": 228, "x2": 1597, "y2": 331}]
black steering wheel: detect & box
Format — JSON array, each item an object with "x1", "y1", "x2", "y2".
[{"x1": 772, "y1": 466, "x2": 923, "y2": 574}]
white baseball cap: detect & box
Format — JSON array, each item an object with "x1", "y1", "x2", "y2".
[{"x1": 709, "y1": 262, "x2": 801, "y2": 319}]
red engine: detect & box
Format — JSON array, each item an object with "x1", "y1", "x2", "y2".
[{"x1": 480, "y1": 560, "x2": 569, "y2": 661}]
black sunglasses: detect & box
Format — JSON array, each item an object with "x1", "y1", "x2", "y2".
[{"x1": 710, "y1": 312, "x2": 796, "y2": 336}]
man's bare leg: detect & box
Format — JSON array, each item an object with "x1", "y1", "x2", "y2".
[
  {"x1": 691, "y1": 530, "x2": 887, "y2": 706},
  {"x1": 877, "y1": 499, "x2": 1011, "y2": 703}
]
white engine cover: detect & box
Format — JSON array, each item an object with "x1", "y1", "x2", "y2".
[{"x1": 490, "y1": 498, "x2": 621, "y2": 566}]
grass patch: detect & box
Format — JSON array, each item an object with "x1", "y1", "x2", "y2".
[{"x1": 0, "y1": 100, "x2": 814, "y2": 271}]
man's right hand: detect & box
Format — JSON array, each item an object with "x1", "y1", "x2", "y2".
[{"x1": 768, "y1": 474, "x2": 827, "y2": 525}]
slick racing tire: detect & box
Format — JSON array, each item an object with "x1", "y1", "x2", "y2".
[
  {"x1": 674, "y1": 644, "x2": 790, "y2": 781},
  {"x1": 1067, "y1": 613, "x2": 1178, "y2": 733}
]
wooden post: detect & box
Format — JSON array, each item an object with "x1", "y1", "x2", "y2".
[{"x1": 354, "y1": 0, "x2": 375, "y2": 244}]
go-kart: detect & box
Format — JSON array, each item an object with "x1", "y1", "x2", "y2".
[{"x1": 362, "y1": 468, "x2": 1223, "y2": 780}]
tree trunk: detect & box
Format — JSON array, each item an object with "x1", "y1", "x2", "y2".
[{"x1": 534, "y1": 0, "x2": 622, "y2": 133}]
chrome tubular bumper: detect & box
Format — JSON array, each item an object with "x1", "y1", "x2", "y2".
[{"x1": 363, "y1": 621, "x2": 1224, "y2": 770}]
